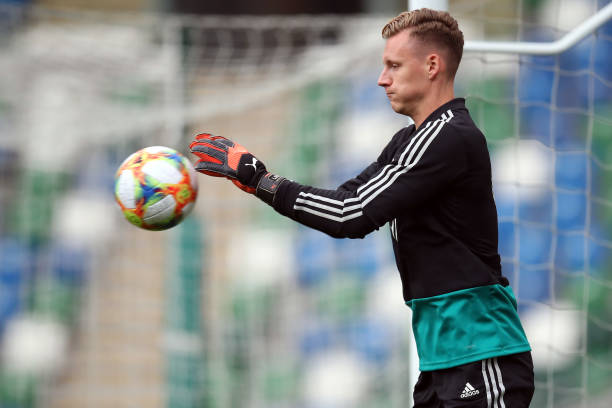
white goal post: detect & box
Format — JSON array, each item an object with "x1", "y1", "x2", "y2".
[
  {"x1": 410, "y1": 0, "x2": 612, "y2": 55},
  {"x1": 464, "y1": 1, "x2": 612, "y2": 55}
]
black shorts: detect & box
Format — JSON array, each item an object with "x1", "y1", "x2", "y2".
[{"x1": 413, "y1": 351, "x2": 534, "y2": 407}]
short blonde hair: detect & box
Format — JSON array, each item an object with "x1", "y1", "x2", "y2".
[{"x1": 382, "y1": 8, "x2": 464, "y2": 78}]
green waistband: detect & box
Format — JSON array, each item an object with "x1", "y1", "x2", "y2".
[{"x1": 406, "y1": 284, "x2": 531, "y2": 371}]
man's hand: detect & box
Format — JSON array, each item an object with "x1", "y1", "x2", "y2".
[{"x1": 189, "y1": 133, "x2": 267, "y2": 194}]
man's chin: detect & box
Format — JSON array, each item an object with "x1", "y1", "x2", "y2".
[{"x1": 390, "y1": 102, "x2": 408, "y2": 116}]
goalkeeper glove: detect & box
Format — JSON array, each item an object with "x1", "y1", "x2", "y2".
[{"x1": 189, "y1": 133, "x2": 286, "y2": 203}]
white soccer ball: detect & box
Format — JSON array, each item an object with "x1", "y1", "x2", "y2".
[{"x1": 114, "y1": 146, "x2": 198, "y2": 231}]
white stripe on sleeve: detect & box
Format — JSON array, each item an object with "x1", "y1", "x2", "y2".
[
  {"x1": 291, "y1": 109, "x2": 455, "y2": 223},
  {"x1": 292, "y1": 205, "x2": 364, "y2": 222},
  {"x1": 360, "y1": 119, "x2": 447, "y2": 207},
  {"x1": 295, "y1": 197, "x2": 362, "y2": 215}
]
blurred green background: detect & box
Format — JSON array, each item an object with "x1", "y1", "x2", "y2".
[{"x1": 0, "y1": 0, "x2": 611, "y2": 407}]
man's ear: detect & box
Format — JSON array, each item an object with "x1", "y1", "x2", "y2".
[{"x1": 426, "y1": 53, "x2": 441, "y2": 80}]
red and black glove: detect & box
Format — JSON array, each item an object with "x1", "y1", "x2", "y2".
[{"x1": 189, "y1": 133, "x2": 286, "y2": 203}]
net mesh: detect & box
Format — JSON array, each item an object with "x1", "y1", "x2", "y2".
[
  {"x1": 457, "y1": 1, "x2": 612, "y2": 406},
  {"x1": 0, "y1": 1, "x2": 611, "y2": 407}
]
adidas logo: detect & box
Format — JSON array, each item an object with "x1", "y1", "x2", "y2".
[{"x1": 460, "y1": 382, "x2": 480, "y2": 398}]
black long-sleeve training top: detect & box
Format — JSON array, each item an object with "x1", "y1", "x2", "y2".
[
  {"x1": 272, "y1": 98, "x2": 507, "y2": 301},
  {"x1": 267, "y1": 98, "x2": 531, "y2": 370}
]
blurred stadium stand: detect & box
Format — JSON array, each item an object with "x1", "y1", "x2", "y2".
[{"x1": 0, "y1": 0, "x2": 610, "y2": 407}]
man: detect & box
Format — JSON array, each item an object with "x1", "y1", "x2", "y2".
[{"x1": 190, "y1": 8, "x2": 534, "y2": 407}]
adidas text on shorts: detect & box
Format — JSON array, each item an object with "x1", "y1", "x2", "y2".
[{"x1": 413, "y1": 351, "x2": 534, "y2": 407}]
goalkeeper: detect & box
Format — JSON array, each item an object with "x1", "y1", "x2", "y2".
[{"x1": 190, "y1": 8, "x2": 534, "y2": 408}]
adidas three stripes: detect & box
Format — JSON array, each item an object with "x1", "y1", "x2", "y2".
[{"x1": 413, "y1": 351, "x2": 534, "y2": 407}]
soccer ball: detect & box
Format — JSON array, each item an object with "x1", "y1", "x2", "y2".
[{"x1": 114, "y1": 146, "x2": 198, "y2": 231}]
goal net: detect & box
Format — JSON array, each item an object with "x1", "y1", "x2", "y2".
[
  {"x1": 458, "y1": 1, "x2": 612, "y2": 407},
  {"x1": 0, "y1": 1, "x2": 610, "y2": 407}
]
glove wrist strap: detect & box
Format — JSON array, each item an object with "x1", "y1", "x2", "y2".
[{"x1": 256, "y1": 173, "x2": 286, "y2": 206}]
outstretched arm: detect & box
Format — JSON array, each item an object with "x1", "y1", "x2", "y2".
[
  {"x1": 189, "y1": 133, "x2": 381, "y2": 239},
  {"x1": 190, "y1": 119, "x2": 465, "y2": 239}
]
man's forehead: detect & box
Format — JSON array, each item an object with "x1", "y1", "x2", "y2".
[
  {"x1": 386, "y1": 30, "x2": 413, "y2": 46},
  {"x1": 383, "y1": 30, "x2": 421, "y2": 57}
]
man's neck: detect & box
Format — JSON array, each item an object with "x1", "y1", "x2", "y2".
[{"x1": 412, "y1": 86, "x2": 455, "y2": 129}]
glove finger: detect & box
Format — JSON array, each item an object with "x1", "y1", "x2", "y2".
[
  {"x1": 198, "y1": 137, "x2": 235, "y2": 151},
  {"x1": 199, "y1": 169, "x2": 227, "y2": 178},
  {"x1": 193, "y1": 133, "x2": 235, "y2": 149},
  {"x1": 215, "y1": 137, "x2": 235, "y2": 148},
  {"x1": 192, "y1": 133, "x2": 228, "y2": 151},
  {"x1": 208, "y1": 138, "x2": 235, "y2": 150},
  {"x1": 189, "y1": 139, "x2": 229, "y2": 155},
  {"x1": 195, "y1": 160, "x2": 236, "y2": 179},
  {"x1": 194, "y1": 132, "x2": 217, "y2": 141},
  {"x1": 191, "y1": 151, "x2": 224, "y2": 169}
]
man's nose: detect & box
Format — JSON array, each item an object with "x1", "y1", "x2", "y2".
[{"x1": 377, "y1": 69, "x2": 390, "y2": 87}]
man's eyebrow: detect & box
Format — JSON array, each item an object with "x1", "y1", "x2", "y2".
[{"x1": 383, "y1": 57, "x2": 401, "y2": 65}]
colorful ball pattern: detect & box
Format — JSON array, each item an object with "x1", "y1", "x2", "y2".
[{"x1": 114, "y1": 146, "x2": 198, "y2": 231}]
